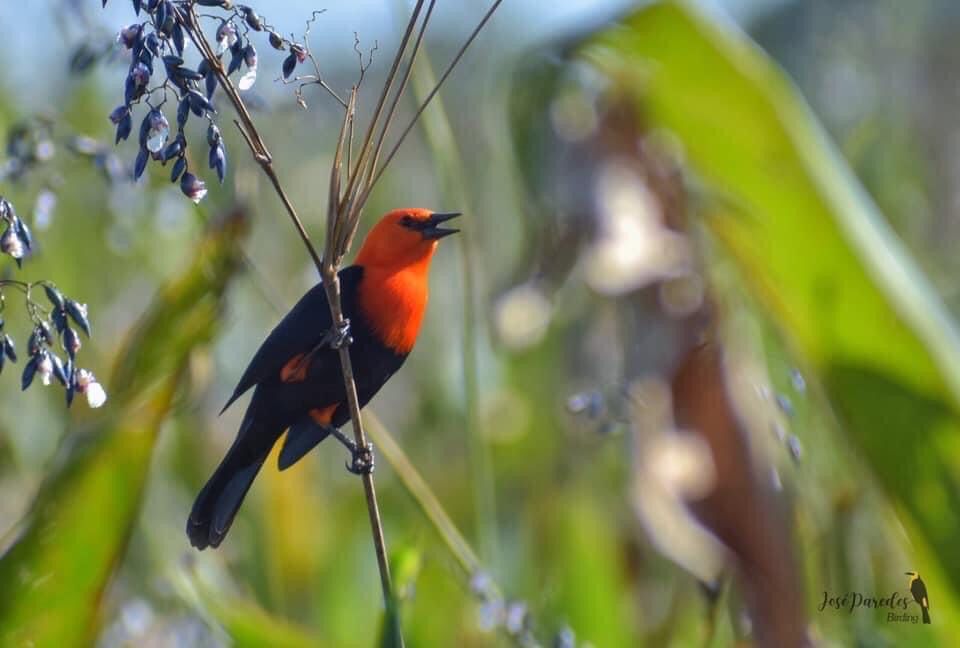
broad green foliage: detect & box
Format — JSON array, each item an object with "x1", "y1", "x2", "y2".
[
  {"x1": 0, "y1": 211, "x2": 248, "y2": 647},
  {"x1": 582, "y1": 0, "x2": 960, "y2": 631}
]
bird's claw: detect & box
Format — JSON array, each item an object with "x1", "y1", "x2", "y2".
[
  {"x1": 330, "y1": 428, "x2": 374, "y2": 475},
  {"x1": 328, "y1": 319, "x2": 353, "y2": 349},
  {"x1": 345, "y1": 442, "x2": 374, "y2": 475}
]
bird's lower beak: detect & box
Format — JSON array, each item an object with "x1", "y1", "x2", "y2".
[{"x1": 423, "y1": 211, "x2": 461, "y2": 240}]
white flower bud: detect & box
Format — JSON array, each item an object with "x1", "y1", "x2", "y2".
[{"x1": 86, "y1": 381, "x2": 107, "y2": 408}]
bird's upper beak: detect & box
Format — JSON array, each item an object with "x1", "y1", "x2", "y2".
[{"x1": 422, "y1": 211, "x2": 461, "y2": 240}]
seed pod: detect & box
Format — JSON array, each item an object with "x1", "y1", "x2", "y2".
[
  {"x1": 228, "y1": 39, "x2": 245, "y2": 75},
  {"x1": 134, "y1": 147, "x2": 149, "y2": 180},
  {"x1": 0, "y1": 226, "x2": 24, "y2": 266},
  {"x1": 52, "y1": 308, "x2": 67, "y2": 334},
  {"x1": 44, "y1": 285, "x2": 65, "y2": 310},
  {"x1": 206, "y1": 124, "x2": 221, "y2": 146},
  {"x1": 209, "y1": 143, "x2": 226, "y2": 184},
  {"x1": 109, "y1": 105, "x2": 129, "y2": 125},
  {"x1": 187, "y1": 89, "x2": 215, "y2": 116},
  {"x1": 64, "y1": 359, "x2": 75, "y2": 407},
  {"x1": 50, "y1": 353, "x2": 68, "y2": 386},
  {"x1": 180, "y1": 172, "x2": 208, "y2": 203},
  {"x1": 63, "y1": 326, "x2": 81, "y2": 360},
  {"x1": 65, "y1": 299, "x2": 91, "y2": 337},
  {"x1": 282, "y1": 52, "x2": 297, "y2": 80},
  {"x1": 177, "y1": 67, "x2": 205, "y2": 82},
  {"x1": 129, "y1": 61, "x2": 151, "y2": 88},
  {"x1": 162, "y1": 135, "x2": 184, "y2": 162},
  {"x1": 15, "y1": 217, "x2": 32, "y2": 251},
  {"x1": 115, "y1": 111, "x2": 133, "y2": 144},
  {"x1": 172, "y1": 23, "x2": 185, "y2": 55},
  {"x1": 27, "y1": 330, "x2": 41, "y2": 356},
  {"x1": 38, "y1": 321, "x2": 53, "y2": 346},
  {"x1": 240, "y1": 6, "x2": 263, "y2": 31},
  {"x1": 205, "y1": 69, "x2": 218, "y2": 99},
  {"x1": 290, "y1": 43, "x2": 307, "y2": 63},
  {"x1": 177, "y1": 96, "x2": 190, "y2": 128},
  {"x1": 21, "y1": 354, "x2": 38, "y2": 390},
  {"x1": 156, "y1": 1, "x2": 169, "y2": 31},
  {"x1": 145, "y1": 31, "x2": 160, "y2": 57},
  {"x1": 216, "y1": 20, "x2": 238, "y2": 53},
  {"x1": 118, "y1": 24, "x2": 142, "y2": 49},
  {"x1": 3, "y1": 335, "x2": 17, "y2": 363},
  {"x1": 170, "y1": 155, "x2": 186, "y2": 183}
]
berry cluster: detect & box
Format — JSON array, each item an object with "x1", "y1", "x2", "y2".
[
  {"x1": 104, "y1": 0, "x2": 308, "y2": 202},
  {"x1": 0, "y1": 277, "x2": 104, "y2": 409}
]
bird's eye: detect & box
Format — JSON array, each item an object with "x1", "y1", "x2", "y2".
[{"x1": 400, "y1": 215, "x2": 415, "y2": 227}]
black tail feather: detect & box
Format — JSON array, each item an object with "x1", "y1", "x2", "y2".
[
  {"x1": 187, "y1": 417, "x2": 276, "y2": 550},
  {"x1": 278, "y1": 418, "x2": 333, "y2": 470},
  {"x1": 922, "y1": 606, "x2": 931, "y2": 624}
]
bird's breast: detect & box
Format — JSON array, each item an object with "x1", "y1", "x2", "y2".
[{"x1": 356, "y1": 266, "x2": 429, "y2": 355}]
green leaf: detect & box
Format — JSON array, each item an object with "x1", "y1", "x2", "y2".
[
  {"x1": 580, "y1": 0, "x2": 960, "y2": 610},
  {"x1": 0, "y1": 210, "x2": 248, "y2": 647},
  {"x1": 171, "y1": 561, "x2": 321, "y2": 648}
]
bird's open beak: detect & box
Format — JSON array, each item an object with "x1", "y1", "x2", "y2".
[{"x1": 423, "y1": 211, "x2": 461, "y2": 240}]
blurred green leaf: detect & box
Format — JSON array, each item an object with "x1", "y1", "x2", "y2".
[
  {"x1": 580, "y1": 0, "x2": 960, "y2": 627},
  {"x1": 182, "y1": 571, "x2": 319, "y2": 648},
  {"x1": 0, "y1": 209, "x2": 248, "y2": 647}
]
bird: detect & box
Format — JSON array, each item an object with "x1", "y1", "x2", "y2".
[
  {"x1": 905, "y1": 571, "x2": 931, "y2": 624},
  {"x1": 187, "y1": 208, "x2": 460, "y2": 550}
]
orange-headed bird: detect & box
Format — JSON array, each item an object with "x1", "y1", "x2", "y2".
[{"x1": 187, "y1": 208, "x2": 460, "y2": 549}]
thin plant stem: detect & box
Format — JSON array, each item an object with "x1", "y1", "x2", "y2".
[
  {"x1": 362, "y1": 0, "x2": 504, "y2": 206},
  {"x1": 339, "y1": 0, "x2": 427, "y2": 216},
  {"x1": 364, "y1": 0, "x2": 438, "y2": 190},
  {"x1": 182, "y1": 5, "x2": 398, "y2": 622}
]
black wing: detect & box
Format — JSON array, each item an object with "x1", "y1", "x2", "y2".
[{"x1": 220, "y1": 265, "x2": 364, "y2": 413}]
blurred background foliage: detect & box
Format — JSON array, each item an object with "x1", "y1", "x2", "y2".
[{"x1": 1, "y1": 0, "x2": 960, "y2": 646}]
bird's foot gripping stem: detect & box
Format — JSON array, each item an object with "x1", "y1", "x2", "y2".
[
  {"x1": 324, "y1": 319, "x2": 353, "y2": 350},
  {"x1": 331, "y1": 428, "x2": 374, "y2": 475}
]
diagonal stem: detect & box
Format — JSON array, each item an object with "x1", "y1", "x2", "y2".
[
  {"x1": 340, "y1": 0, "x2": 427, "y2": 215},
  {"x1": 362, "y1": 0, "x2": 504, "y2": 205},
  {"x1": 183, "y1": 6, "x2": 324, "y2": 274},
  {"x1": 363, "y1": 0, "x2": 437, "y2": 191}
]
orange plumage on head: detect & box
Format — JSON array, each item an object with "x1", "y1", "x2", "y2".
[{"x1": 356, "y1": 208, "x2": 459, "y2": 354}]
